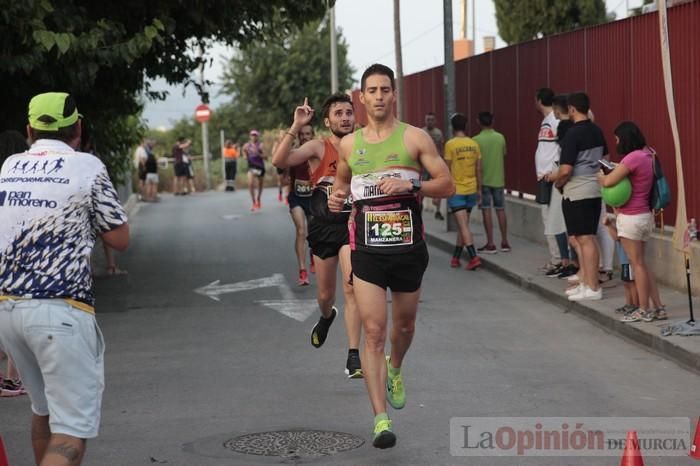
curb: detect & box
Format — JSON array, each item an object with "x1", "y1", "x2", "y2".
[{"x1": 425, "y1": 232, "x2": 700, "y2": 376}]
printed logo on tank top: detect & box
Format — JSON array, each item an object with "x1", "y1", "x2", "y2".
[{"x1": 350, "y1": 169, "x2": 417, "y2": 202}]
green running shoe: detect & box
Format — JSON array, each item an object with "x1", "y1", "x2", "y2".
[
  {"x1": 372, "y1": 417, "x2": 397, "y2": 449},
  {"x1": 385, "y1": 355, "x2": 405, "y2": 409}
]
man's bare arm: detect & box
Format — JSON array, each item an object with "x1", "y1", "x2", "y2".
[
  {"x1": 329, "y1": 135, "x2": 353, "y2": 212},
  {"x1": 555, "y1": 165, "x2": 573, "y2": 188},
  {"x1": 272, "y1": 97, "x2": 321, "y2": 168},
  {"x1": 414, "y1": 128, "x2": 455, "y2": 198},
  {"x1": 102, "y1": 223, "x2": 129, "y2": 251},
  {"x1": 272, "y1": 138, "x2": 323, "y2": 169}
]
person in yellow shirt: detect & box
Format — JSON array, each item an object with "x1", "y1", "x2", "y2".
[{"x1": 445, "y1": 113, "x2": 482, "y2": 270}]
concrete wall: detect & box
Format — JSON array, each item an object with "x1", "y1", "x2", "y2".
[{"x1": 470, "y1": 195, "x2": 700, "y2": 295}]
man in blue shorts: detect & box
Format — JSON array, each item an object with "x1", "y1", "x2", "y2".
[
  {"x1": 287, "y1": 123, "x2": 315, "y2": 285},
  {"x1": 445, "y1": 113, "x2": 483, "y2": 270}
]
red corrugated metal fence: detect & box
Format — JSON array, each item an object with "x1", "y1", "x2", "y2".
[{"x1": 352, "y1": 1, "x2": 699, "y2": 223}]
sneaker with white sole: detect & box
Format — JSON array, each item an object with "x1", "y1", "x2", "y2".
[
  {"x1": 568, "y1": 286, "x2": 602, "y2": 301},
  {"x1": 565, "y1": 284, "x2": 583, "y2": 296},
  {"x1": 566, "y1": 273, "x2": 580, "y2": 282}
]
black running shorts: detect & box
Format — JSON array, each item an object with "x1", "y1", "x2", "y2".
[
  {"x1": 351, "y1": 243, "x2": 429, "y2": 292},
  {"x1": 307, "y1": 220, "x2": 349, "y2": 260},
  {"x1": 562, "y1": 197, "x2": 601, "y2": 236}
]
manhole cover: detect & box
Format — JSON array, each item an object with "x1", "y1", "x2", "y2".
[{"x1": 224, "y1": 430, "x2": 364, "y2": 459}]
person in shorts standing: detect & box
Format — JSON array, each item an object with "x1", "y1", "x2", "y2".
[
  {"x1": 473, "y1": 111, "x2": 510, "y2": 253},
  {"x1": 598, "y1": 121, "x2": 666, "y2": 321},
  {"x1": 555, "y1": 92, "x2": 604, "y2": 301},
  {"x1": 134, "y1": 139, "x2": 148, "y2": 200},
  {"x1": 144, "y1": 139, "x2": 159, "y2": 202},
  {"x1": 445, "y1": 113, "x2": 482, "y2": 270},
  {"x1": 172, "y1": 137, "x2": 190, "y2": 195},
  {"x1": 0, "y1": 92, "x2": 129, "y2": 465}
]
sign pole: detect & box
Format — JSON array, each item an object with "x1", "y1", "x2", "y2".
[
  {"x1": 201, "y1": 121, "x2": 211, "y2": 190},
  {"x1": 195, "y1": 104, "x2": 212, "y2": 190},
  {"x1": 220, "y1": 129, "x2": 225, "y2": 190}
]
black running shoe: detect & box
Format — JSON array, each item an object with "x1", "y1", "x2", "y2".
[
  {"x1": 311, "y1": 306, "x2": 337, "y2": 348},
  {"x1": 345, "y1": 352, "x2": 363, "y2": 379},
  {"x1": 557, "y1": 264, "x2": 578, "y2": 279},
  {"x1": 545, "y1": 263, "x2": 563, "y2": 277}
]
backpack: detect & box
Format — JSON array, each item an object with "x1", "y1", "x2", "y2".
[{"x1": 649, "y1": 150, "x2": 671, "y2": 211}]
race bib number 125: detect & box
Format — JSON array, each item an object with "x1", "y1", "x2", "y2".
[{"x1": 364, "y1": 210, "x2": 413, "y2": 247}]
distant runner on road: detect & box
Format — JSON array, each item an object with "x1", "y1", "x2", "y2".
[{"x1": 244, "y1": 129, "x2": 266, "y2": 211}]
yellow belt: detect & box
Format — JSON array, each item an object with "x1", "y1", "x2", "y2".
[{"x1": 0, "y1": 296, "x2": 95, "y2": 314}]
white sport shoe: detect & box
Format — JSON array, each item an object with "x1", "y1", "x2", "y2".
[
  {"x1": 567, "y1": 273, "x2": 580, "y2": 282},
  {"x1": 565, "y1": 284, "x2": 583, "y2": 296},
  {"x1": 568, "y1": 286, "x2": 602, "y2": 301}
]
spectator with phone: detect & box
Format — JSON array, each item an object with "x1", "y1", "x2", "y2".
[{"x1": 598, "y1": 121, "x2": 666, "y2": 322}]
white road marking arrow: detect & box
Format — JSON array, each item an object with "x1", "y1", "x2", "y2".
[
  {"x1": 194, "y1": 274, "x2": 286, "y2": 301},
  {"x1": 194, "y1": 274, "x2": 320, "y2": 322},
  {"x1": 254, "y1": 299, "x2": 319, "y2": 322}
]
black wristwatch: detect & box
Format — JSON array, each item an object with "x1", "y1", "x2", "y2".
[{"x1": 410, "y1": 178, "x2": 422, "y2": 193}]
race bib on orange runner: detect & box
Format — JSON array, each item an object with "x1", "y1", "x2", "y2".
[
  {"x1": 294, "y1": 179, "x2": 312, "y2": 197},
  {"x1": 364, "y1": 210, "x2": 413, "y2": 247}
]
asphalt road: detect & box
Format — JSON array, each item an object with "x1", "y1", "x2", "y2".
[{"x1": 1, "y1": 189, "x2": 698, "y2": 466}]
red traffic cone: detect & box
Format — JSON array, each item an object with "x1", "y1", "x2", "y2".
[
  {"x1": 0, "y1": 436, "x2": 9, "y2": 466},
  {"x1": 691, "y1": 417, "x2": 700, "y2": 460},
  {"x1": 620, "y1": 430, "x2": 644, "y2": 466}
]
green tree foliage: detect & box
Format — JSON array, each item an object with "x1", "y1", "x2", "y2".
[
  {"x1": 0, "y1": 0, "x2": 331, "y2": 181},
  {"x1": 218, "y1": 17, "x2": 355, "y2": 135},
  {"x1": 495, "y1": 0, "x2": 608, "y2": 45}
]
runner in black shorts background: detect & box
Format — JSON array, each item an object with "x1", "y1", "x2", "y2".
[
  {"x1": 272, "y1": 94, "x2": 363, "y2": 379},
  {"x1": 286, "y1": 124, "x2": 314, "y2": 285}
]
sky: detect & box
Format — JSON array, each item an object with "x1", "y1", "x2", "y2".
[{"x1": 142, "y1": 0, "x2": 645, "y2": 130}]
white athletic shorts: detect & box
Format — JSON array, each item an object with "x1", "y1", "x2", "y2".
[
  {"x1": 616, "y1": 212, "x2": 653, "y2": 242},
  {"x1": 0, "y1": 299, "x2": 105, "y2": 438},
  {"x1": 145, "y1": 173, "x2": 159, "y2": 184}
]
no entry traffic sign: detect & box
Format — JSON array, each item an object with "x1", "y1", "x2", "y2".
[{"x1": 195, "y1": 104, "x2": 211, "y2": 123}]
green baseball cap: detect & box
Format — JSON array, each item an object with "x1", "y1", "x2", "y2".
[{"x1": 28, "y1": 92, "x2": 81, "y2": 132}]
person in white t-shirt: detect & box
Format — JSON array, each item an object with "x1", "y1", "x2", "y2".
[
  {"x1": 133, "y1": 140, "x2": 148, "y2": 199},
  {"x1": 534, "y1": 88, "x2": 562, "y2": 272},
  {"x1": 0, "y1": 92, "x2": 129, "y2": 465}
]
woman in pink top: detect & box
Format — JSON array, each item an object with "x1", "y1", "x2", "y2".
[{"x1": 598, "y1": 122, "x2": 665, "y2": 323}]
